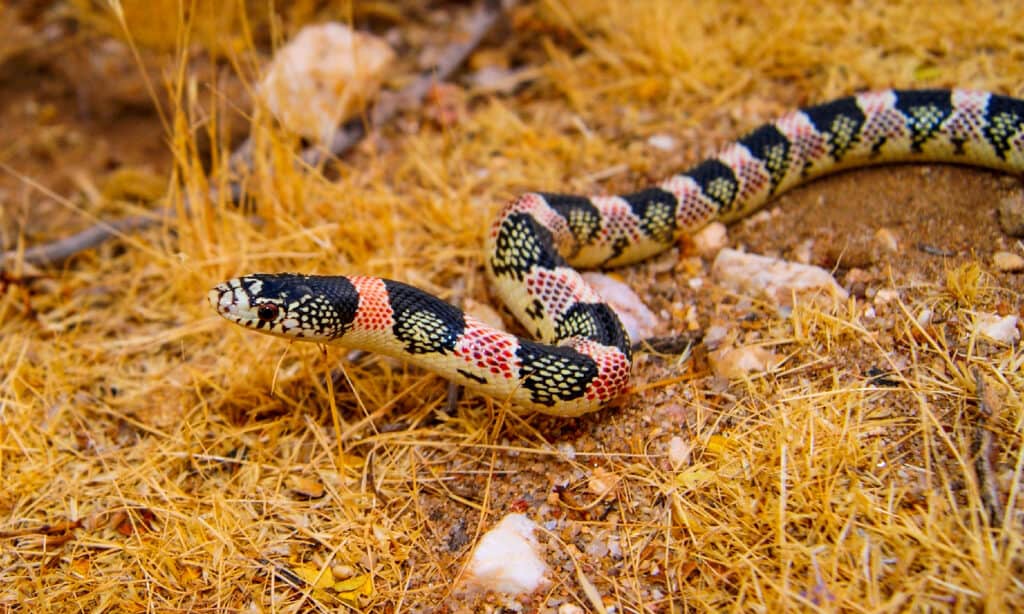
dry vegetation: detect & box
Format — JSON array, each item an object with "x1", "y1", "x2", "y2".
[{"x1": 2, "y1": 0, "x2": 1023, "y2": 611}]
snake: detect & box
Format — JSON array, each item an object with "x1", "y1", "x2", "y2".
[{"x1": 210, "y1": 88, "x2": 1024, "y2": 417}]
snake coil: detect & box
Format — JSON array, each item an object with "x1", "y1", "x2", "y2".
[{"x1": 211, "y1": 89, "x2": 1024, "y2": 416}]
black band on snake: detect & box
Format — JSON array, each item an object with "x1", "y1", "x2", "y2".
[{"x1": 210, "y1": 88, "x2": 1024, "y2": 416}]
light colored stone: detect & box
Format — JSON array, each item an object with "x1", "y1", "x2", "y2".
[
  {"x1": 460, "y1": 514, "x2": 549, "y2": 595},
  {"x1": 582, "y1": 272, "x2": 659, "y2": 341},
  {"x1": 874, "y1": 288, "x2": 900, "y2": 305},
  {"x1": 711, "y1": 248, "x2": 847, "y2": 307},
  {"x1": 703, "y1": 324, "x2": 730, "y2": 349},
  {"x1": 587, "y1": 467, "x2": 619, "y2": 497},
  {"x1": 556, "y1": 442, "x2": 576, "y2": 461},
  {"x1": 793, "y1": 239, "x2": 814, "y2": 265},
  {"x1": 874, "y1": 228, "x2": 900, "y2": 254},
  {"x1": 692, "y1": 222, "x2": 729, "y2": 257},
  {"x1": 974, "y1": 314, "x2": 1020, "y2": 344},
  {"x1": 646, "y1": 134, "x2": 677, "y2": 151},
  {"x1": 259, "y1": 23, "x2": 394, "y2": 143},
  {"x1": 993, "y1": 251, "x2": 1024, "y2": 272},
  {"x1": 709, "y1": 345, "x2": 779, "y2": 379},
  {"x1": 668, "y1": 436, "x2": 692, "y2": 468}
]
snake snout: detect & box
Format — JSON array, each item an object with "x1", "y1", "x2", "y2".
[{"x1": 208, "y1": 282, "x2": 240, "y2": 316}]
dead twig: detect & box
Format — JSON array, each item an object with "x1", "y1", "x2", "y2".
[
  {"x1": 0, "y1": 519, "x2": 82, "y2": 539},
  {"x1": 0, "y1": 205, "x2": 177, "y2": 269},
  {"x1": 971, "y1": 369, "x2": 1003, "y2": 526},
  {"x1": 1, "y1": 0, "x2": 514, "y2": 270}
]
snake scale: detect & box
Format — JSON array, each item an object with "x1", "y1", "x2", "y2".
[{"x1": 211, "y1": 89, "x2": 1024, "y2": 416}]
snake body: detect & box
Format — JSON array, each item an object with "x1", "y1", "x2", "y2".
[{"x1": 211, "y1": 89, "x2": 1024, "y2": 416}]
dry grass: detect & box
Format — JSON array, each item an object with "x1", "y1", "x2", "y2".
[{"x1": 2, "y1": 0, "x2": 1023, "y2": 611}]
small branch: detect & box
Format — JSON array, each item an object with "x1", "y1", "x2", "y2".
[
  {"x1": 0, "y1": 205, "x2": 178, "y2": 269},
  {"x1": 2, "y1": 0, "x2": 513, "y2": 269},
  {"x1": 971, "y1": 369, "x2": 1003, "y2": 526}
]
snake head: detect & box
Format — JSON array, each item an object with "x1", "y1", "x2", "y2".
[{"x1": 208, "y1": 274, "x2": 358, "y2": 341}]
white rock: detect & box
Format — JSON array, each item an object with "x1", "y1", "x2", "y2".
[
  {"x1": 993, "y1": 251, "x2": 1024, "y2": 272},
  {"x1": 461, "y1": 514, "x2": 549, "y2": 595},
  {"x1": 607, "y1": 535, "x2": 622, "y2": 558},
  {"x1": 711, "y1": 248, "x2": 847, "y2": 307},
  {"x1": 668, "y1": 436, "x2": 692, "y2": 468},
  {"x1": 709, "y1": 345, "x2": 779, "y2": 378},
  {"x1": 974, "y1": 314, "x2": 1020, "y2": 344},
  {"x1": 556, "y1": 442, "x2": 576, "y2": 461},
  {"x1": 874, "y1": 289, "x2": 900, "y2": 305},
  {"x1": 703, "y1": 324, "x2": 730, "y2": 349},
  {"x1": 582, "y1": 272, "x2": 659, "y2": 341},
  {"x1": 585, "y1": 534, "x2": 610, "y2": 558},
  {"x1": 559, "y1": 604, "x2": 585, "y2": 614},
  {"x1": 646, "y1": 134, "x2": 677, "y2": 151},
  {"x1": 692, "y1": 222, "x2": 729, "y2": 257},
  {"x1": 259, "y1": 23, "x2": 394, "y2": 143},
  {"x1": 587, "y1": 467, "x2": 619, "y2": 496},
  {"x1": 874, "y1": 228, "x2": 900, "y2": 254},
  {"x1": 793, "y1": 239, "x2": 814, "y2": 265}
]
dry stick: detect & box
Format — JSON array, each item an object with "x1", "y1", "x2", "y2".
[
  {"x1": 0, "y1": 0, "x2": 513, "y2": 270},
  {"x1": 971, "y1": 369, "x2": 1003, "y2": 526},
  {"x1": 0, "y1": 209, "x2": 169, "y2": 269}
]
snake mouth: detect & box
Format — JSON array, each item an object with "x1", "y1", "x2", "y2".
[
  {"x1": 208, "y1": 283, "x2": 232, "y2": 315},
  {"x1": 208, "y1": 281, "x2": 254, "y2": 322}
]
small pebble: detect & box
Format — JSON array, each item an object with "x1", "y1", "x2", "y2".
[
  {"x1": 874, "y1": 228, "x2": 900, "y2": 254},
  {"x1": 846, "y1": 268, "x2": 871, "y2": 299},
  {"x1": 998, "y1": 191, "x2": 1024, "y2": 237},
  {"x1": 874, "y1": 289, "x2": 900, "y2": 305},
  {"x1": 692, "y1": 222, "x2": 729, "y2": 257},
  {"x1": 993, "y1": 251, "x2": 1024, "y2": 272},
  {"x1": 259, "y1": 23, "x2": 395, "y2": 143},
  {"x1": 585, "y1": 534, "x2": 609, "y2": 558},
  {"x1": 703, "y1": 324, "x2": 730, "y2": 349},
  {"x1": 846, "y1": 268, "x2": 872, "y2": 284},
  {"x1": 587, "y1": 467, "x2": 619, "y2": 497},
  {"x1": 711, "y1": 248, "x2": 847, "y2": 307},
  {"x1": 709, "y1": 345, "x2": 779, "y2": 378},
  {"x1": 975, "y1": 314, "x2": 1020, "y2": 344},
  {"x1": 793, "y1": 239, "x2": 814, "y2": 264},
  {"x1": 460, "y1": 514, "x2": 549, "y2": 595},
  {"x1": 646, "y1": 134, "x2": 677, "y2": 151},
  {"x1": 668, "y1": 436, "x2": 692, "y2": 468},
  {"x1": 582, "y1": 272, "x2": 659, "y2": 340}
]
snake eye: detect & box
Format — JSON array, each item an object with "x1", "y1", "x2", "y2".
[{"x1": 256, "y1": 303, "x2": 279, "y2": 322}]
